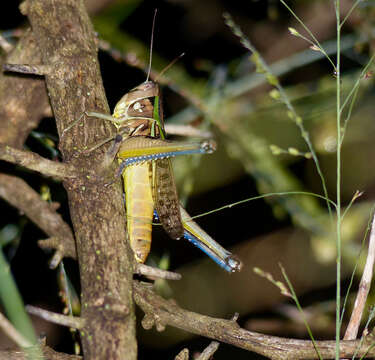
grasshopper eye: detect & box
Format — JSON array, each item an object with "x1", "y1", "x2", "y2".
[{"x1": 133, "y1": 102, "x2": 144, "y2": 112}]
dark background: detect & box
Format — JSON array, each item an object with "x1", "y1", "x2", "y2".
[{"x1": 0, "y1": 0, "x2": 374, "y2": 358}]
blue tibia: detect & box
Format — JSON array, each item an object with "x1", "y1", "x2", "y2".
[
  {"x1": 153, "y1": 210, "x2": 232, "y2": 272},
  {"x1": 125, "y1": 148, "x2": 206, "y2": 166}
]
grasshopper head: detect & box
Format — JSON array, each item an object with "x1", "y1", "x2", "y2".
[
  {"x1": 112, "y1": 81, "x2": 161, "y2": 128},
  {"x1": 128, "y1": 81, "x2": 160, "y2": 101}
]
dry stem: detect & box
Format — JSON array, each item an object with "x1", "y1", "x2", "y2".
[{"x1": 344, "y1": 211, "x2": 375, "y2": 339}]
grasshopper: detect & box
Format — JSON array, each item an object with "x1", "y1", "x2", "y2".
[
  {"x1": 65, "y1": 10, "x2": 242, "y2": 271},
  {"x1": 79, "y1": 78, "x2": 241, "y2": 272}
]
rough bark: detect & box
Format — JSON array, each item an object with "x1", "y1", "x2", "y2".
[
  {"x1": 20, "y1": 0, "x2": 137, "y2": 358},
  {"x1": 0, "y1": 29, "x2": 49, "y2": 148}
]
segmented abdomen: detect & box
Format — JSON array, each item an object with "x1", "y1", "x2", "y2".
[{"x1": 124, "y1": 163, "x2": 154, "y2": 263}]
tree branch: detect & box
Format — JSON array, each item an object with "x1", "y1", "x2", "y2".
[
  {"x1": 23, "y1": 1, "x2": 137, "y2": 359},
  {"x1": 0, "y1": 144, "x2": 77, "y2": 179},
  {"x1": 135, "y1": 263, "x2": 182, "y2": 280},
  {"x1": 0, "y1": 346, "x2": 82, "y2": 360},
  {"x1": 0, "y1": 174, "x2": 77, "y2": 263},
  {"x1": 26, "y1": 306, "x2": 84, "y2": 330},
  {"x1": 196, "y1": 341, "x2": 220, "y2": 360},
  {"x1": 134, "y1": 282, "x2": 375, "y2": 360}
]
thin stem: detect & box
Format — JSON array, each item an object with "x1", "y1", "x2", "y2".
[
  {"x1": 340, "y1": 53, "x2": 375, "y2": 143},
  {"x1": 187, "y1": 191, "x2": 336, "y2": 221},
  {"x1": 340, "y1": 0, "x2": 362, "y2": 27},
  {"x1": 340, "y1": 190, "x2": 363, "y2": 222},
  {"x1": 223, "y1": 12, "x2": 334, "y2": 221},
  {"x1": 280, "y1": 0, "x2": 336, "y2": 70},
  {"x1": 335, "y1": 1, "x2": 342, "y2": 359},
  {"x1": 355, "y1": 307, "x2": 375, "y2": 359},
  {"x1": 341, "y1": 53, "x2": 375, "y2": 114},
  {"x1": 280, "y1": 265, "x2": 323, "y2": 360},
  {"x1": 340, "y1": 83, "x2": 359, "y2": 146}
]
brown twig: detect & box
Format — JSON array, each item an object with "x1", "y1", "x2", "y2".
[
  {"x1": 133, "y1": 281, "x2": 375, "y2": 360},
  {"x1": 196, "y1": 341, "x2": 220, "y2": 360},
  {"x1": 38, "y1": 237, "x2": 76, "y2": 268},
  {"x1": 174, "y1": 348, "x2": 189, "y2": 360},
  {"x1": 0, "y1": 144, "x2": 77, "y2": 179},
  {"x1": 26, "y1": 306, "x2": 84, "y2": 330},
  {"x1": 135, "y1": 263, "x2": 182, "y2": 281},
  {"x1": 344, "y1": 211, "x2": 375, "y2": 340},
  {"x1": 3, "y1": 63, "x2": 51, "y2": 76},
  {"x1": 0, "y1": 347, "x2": 82, "y2": 360},
  {"x1": 164, "y1": 124, "x2": 213, "y2": 139},
  {"x1": 0, "y1": 174, "x2": 77, "y2": 262}
]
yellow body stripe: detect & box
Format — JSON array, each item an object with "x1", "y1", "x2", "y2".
[{"x1": 123, "y1": 163, "x2": 154, "y2": 263}]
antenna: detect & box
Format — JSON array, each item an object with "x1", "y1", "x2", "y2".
[
  {"x1": 155, "y1": 52, "x2": 185, "y2": 82},
  {"x1": 146, "y1": 9, "x2": 158, "y2": 82}
]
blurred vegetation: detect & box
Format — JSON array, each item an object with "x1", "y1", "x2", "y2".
[{"x1": 0, "y1": 0, "x2": 375, "y2": 359}]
